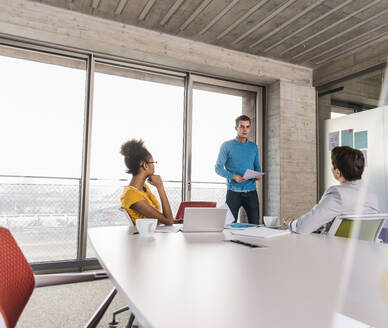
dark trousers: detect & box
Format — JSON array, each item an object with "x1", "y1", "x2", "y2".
[{"x1": 226, "y1": 190, "x2": 260, "y2": 225}]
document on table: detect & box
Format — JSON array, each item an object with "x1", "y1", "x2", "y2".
[
  {"x1": 155, "y1": 225, "x2": 181, "y2": 233},
  {"x1": 231, "y1": 227, "x2": 290, "y2": 238},
  {"x1": 243, "y1": 169, "x2": 265, "y2": 180}
]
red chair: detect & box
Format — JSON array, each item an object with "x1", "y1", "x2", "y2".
[
  {"x1": 175, "y1": 201, "x2": 217, "y2": 220},
  {"x1": 0, "y1": 227, "x2": 35, "y2": 328},
  {"x1": 0, "y1": 227, "x2": 111, "y2": 328}
]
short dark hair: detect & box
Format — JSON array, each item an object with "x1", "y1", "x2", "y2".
[
  {"x1": 120, "y1": 139, "x2": 151, "y2": 175},
  {"x1": 331, "y1": 146, "x2": 364, "y2": 181},
  {"x1": 235, "y1": 115, "x2": 251, "y2": 127}
]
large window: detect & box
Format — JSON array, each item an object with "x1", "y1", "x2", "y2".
[
  {"x1": 86, "y1": 63, "x2": 184, "y2": 256},
  {"x1": 0, "y1": 42, "x2": 263, "y2": 269},
  {"x1": 191, "y1": 82, "x2": 258, "y2": 205},
  {"x1": 0, "y1": 47, "x2": 86, "y2": 262}
]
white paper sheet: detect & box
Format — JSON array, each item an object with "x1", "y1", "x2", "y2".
[
  {"x1": 243, "y1": 169, "x2": 265, "y2": 179},
  {"x1": 231, "y1": 227, "x2": 290, "y2": 238}
]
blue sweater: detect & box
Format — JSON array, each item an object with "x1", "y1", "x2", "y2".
[{"x1": 215, "y1": 138, "x2": 261, "y2": 191}]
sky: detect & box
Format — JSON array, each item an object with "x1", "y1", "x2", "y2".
[{"x1": 0, "y1": 55, "x2": 246, "y2": 184}]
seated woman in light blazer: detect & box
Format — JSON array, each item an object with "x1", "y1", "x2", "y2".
[{"x1": 285, "y1": 146, "x2": 379, "y2": 234}]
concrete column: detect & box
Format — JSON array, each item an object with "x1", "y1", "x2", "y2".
[
  {"x1": 264, "y1": 81, "x2": 281, "y2": 216},
  {"x1": 318, "y1": 95, "x2": 331, "y2": 196},
  {"x1": 265, "y1": 81, "x2": 317, "y2": 218},
  {"x1": 318, "y1": 95, "x2": 331, "y2": 122}
]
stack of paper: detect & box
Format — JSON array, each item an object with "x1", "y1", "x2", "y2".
[
  {"x1": 231, "y1": 227, "x2": 290, "y2": 238},
  {"x1": 243, "y1": 169, "x2": 265, "y2": 179}
]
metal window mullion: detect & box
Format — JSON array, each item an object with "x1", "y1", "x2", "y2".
[
  {"x1": 182, "y1": 73, "x2": 193, "y2": 201},
  {"x1": 77, "y1": 54, "x2": 95, "y2": 261}
]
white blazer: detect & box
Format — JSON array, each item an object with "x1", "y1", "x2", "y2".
[{"x1": 291, "y1": 179, "x2": 379, "y2": 234}]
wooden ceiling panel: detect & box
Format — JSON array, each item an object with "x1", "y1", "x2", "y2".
[
  {"x1": 214, "y1": 0, "x2": 286, "y2": 48},
  {"x1": 28, "y1": 0, "x2": 388, "y2": 69},
  {"x1": 177, "y1": 0, "x2": 235, "y2": 39},
  {"x1": 161, "y1": 0, "x2": 206, "y2": 33}
]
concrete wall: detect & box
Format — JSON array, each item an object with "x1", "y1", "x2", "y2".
[
  {"x1": 0, "y1": 0, "x2": 317, "y2": 219},
  {"x1": 265, "y1": 82, "x2": 281, "y2": 216}
]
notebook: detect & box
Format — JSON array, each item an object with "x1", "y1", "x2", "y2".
[{"x1": 182, "y1": 208, "x2": 227, "y2": 232}]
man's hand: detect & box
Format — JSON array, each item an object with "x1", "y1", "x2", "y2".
[
  {"x1": 232, "y1": 174, "x2": 247, "y2": 183},
  {"x1": 281, "y1": 217, "x2": 297, "y2": 229},
  {"x1": 255, "y1": 176, "x2": 263, "y2": 181}
]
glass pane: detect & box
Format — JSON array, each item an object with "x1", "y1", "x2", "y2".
[
  {"x1": 87, "y1": 64, "x2": 184, "y2": 257},
  {"x1": 0, "y1": 49, "x2": 86, "y2": 262},
  {"x1": 191, "y1": 84, "x2": 257, "y2": 205}
]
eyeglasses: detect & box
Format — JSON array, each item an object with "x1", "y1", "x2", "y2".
[{"x1": 146, "y1": 161, "x2": 158, "y2": 164}]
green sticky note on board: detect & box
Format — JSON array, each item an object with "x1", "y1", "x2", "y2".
[
  {"x1": 341, "y1": 129, "x2": 353, "y2": 147},
  {"x1": 354, "y1": 131, "x2": 368, "y2": 149}
]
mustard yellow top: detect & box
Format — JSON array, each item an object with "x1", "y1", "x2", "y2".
[{"x1": 120, "y1": 184, "x2": 161, "y2": 224}]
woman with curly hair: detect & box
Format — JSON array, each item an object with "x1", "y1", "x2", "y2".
[{"x1": 120, "y1": 139, "x2": 174, "y2": 225}]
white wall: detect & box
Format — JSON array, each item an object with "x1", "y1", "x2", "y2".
[{"x1": 322, "y1": 106, "x2": 388, "y2": 225}]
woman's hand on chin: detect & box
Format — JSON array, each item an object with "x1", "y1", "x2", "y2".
[{"x1": 147, "y1": 175, "x2": 163, "y2": 188}]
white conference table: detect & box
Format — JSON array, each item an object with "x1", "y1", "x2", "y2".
[{"x1": 88, "y1": 226, "x2": 388, "y2": 328}]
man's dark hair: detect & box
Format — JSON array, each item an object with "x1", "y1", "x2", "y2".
[
  {"x1": 235, "y1": 115, "x2": 251, "y2": 127},
  {"x1": 331, "y1": 146, "x2": 365, "y2": 181}
]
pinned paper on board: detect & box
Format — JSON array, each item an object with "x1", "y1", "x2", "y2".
[
  {"x1": 354, "y1": 131, "x2": 368, "y2": 149},
  {"x1": 341, "y1": 129, "x2": 353, "y2": 147},
  {"x1": 361, "y1": 149, "x2": 368, "y2": 167},
  {"x1": 328, "y1": 131, "x2": 339, "y2": 150}
]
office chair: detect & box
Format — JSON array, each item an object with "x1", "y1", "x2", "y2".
[
  {"x1": 119, "y1": 207, "x2": 134, "y2": 227},
  {"x1": 175, "y1": 201, "x2": 217, "y2": 220},
  {"x1": 327, "y1": 213, "x2": 388, "y2": 242},
  {"x1": 0, "y1": 226, "x2": 109, "y2": 328},
  {"x1": 0, "y1": 227, "x2": 35, "y2": 328}
]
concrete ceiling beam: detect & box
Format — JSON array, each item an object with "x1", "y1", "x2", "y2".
[
  {"x1": 249, "y1": 0, "x2": 326, "y2": 49},
  {"x1": 199, "y1": 0, "x2": 239, "y2": 35},
  {"x1": 263, "y1": 0, "x2": 352, "y2": 54},
  {"x1": 280, "y1": 0, "x2": 381, "y2": 56},
  {"x1": 314, "y1": 33, "x2": 388, "y2": 66},
  {"x1": 138, "y1": 0, "x2": 156, "y2": 21},
  {"x1": 114, "y1": 0, "x2": 128, "y2": 16},
  {"x1": 307, "y1": 23, "x2": 388, "y2": 64},
  {"x1": 233, "y1": 0, "x2": 298, "y2": 45},
  {"x1": 294, "y1": 8, "x2": 388, "y2": 61},
  {"x1": 179, "y1": 0, "x2": 212, "y2": 31},
  {"x1": 160, "y1": 0, "x2": 186, "y2": 26},
  {"x1": 91, "y1": 0, "x2": 100, "y2": 10},
  {"x1": 216, "y1": 0, "x2": 269, "y2": 40}
]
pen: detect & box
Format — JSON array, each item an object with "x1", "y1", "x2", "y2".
[{"x1": 225, "y1": 239, "x2": 263, "y2": 248}]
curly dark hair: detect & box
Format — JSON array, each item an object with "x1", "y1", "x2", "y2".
[
  {"x1": 331, "y1": 146, "x2": 364, "y2": 181},
  {"x1": 120, "y1": 139, "x2": 151, "y2": 175}
]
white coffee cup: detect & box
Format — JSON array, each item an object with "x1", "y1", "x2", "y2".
[
  {"x1": 136, "y1": 218, "x2": 157, "y2": 236},
  {"x1": 263, "y1": 216, "x2": 280, "y2": 227}
]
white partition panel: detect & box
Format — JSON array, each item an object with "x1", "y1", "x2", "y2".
[{"x1": 322, "y1": 106, "x2": 388, "y2": 226}]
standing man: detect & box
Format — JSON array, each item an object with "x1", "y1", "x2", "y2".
[{"x1": 215, "y1": 115, "x2": 262, "y2": 224}]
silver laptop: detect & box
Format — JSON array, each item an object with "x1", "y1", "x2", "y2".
[{"x1": 182, "y1": 208, "x2": 227, "y2": 232}]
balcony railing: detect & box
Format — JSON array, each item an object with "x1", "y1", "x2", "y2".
[{"x1": 0, "y1": 175, "x2": 227, "y2": 262}]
